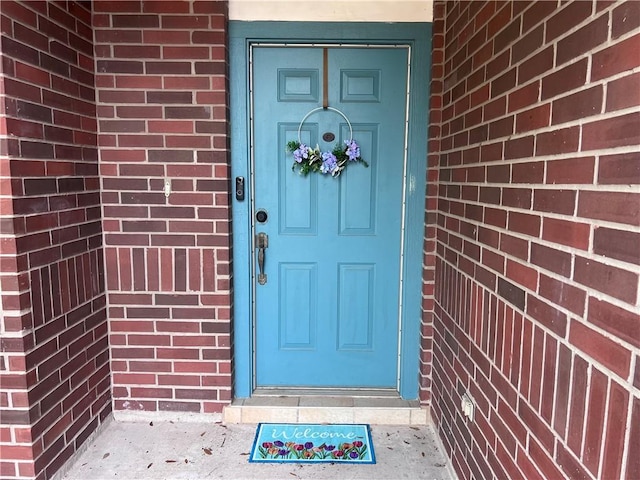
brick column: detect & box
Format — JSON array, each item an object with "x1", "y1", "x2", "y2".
[
  {"x1": 94, "y1": 0, "x2": 233, "y2": 416},
  {"x1": 0, "y1": 1, "x2": 110, "y2": 479}
]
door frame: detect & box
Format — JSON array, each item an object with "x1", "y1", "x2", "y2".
[{"x1": 230, "y1": 21, "x2": 431, "y2": 399}]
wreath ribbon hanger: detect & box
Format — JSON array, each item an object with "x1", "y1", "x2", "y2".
[{"x1": 323, "y1": 47, "x2": 329, "y2": 109}]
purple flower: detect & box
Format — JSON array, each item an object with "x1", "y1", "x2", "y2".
[
  {"x1": 293, "y1": 144, "x2": 309, "y2": 163},
  {"x1": 321, "y1": 151, "x2": 338, "y2": 174},
  {"x1": 304, "y1": 442, "x2": 313, "y2": 449},
  {"x1": 349, "y1": 451, "x2": 359, "y2": 459},
  {"x1": 325, "y1": 445, "x2": 335, "y2": 451},
  {"x1": 278, "y1": 449, "x2": 288, "y2": 456},
  {"x1": 345, "y1": 140, "x2": 360, "y2": 161},
  {"x1": 274, "y1": 440, "x2": 284, "y2": 447}
]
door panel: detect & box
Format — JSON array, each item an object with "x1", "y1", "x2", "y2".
[{"x1": 253, "y1": 46, "x2": 408, "y2": 388}]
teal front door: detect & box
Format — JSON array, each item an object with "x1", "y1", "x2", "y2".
[{"x1": 252, "y1": 46, "x2": 409, "y2": 388}]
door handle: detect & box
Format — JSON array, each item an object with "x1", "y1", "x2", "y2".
[{"x1": 256, "y1": 232, "x2": 268, "y2": 285}]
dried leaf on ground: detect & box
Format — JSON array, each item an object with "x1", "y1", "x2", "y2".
[
  {"x1": 147, "y1": 463, "x2": 153, "y2": 469},
  {"x1": 165, "y1": 460, "x2": 177, "y2": 463},
  {"x1": 203, "y1": 448, "x2": 212, "y2": 455},
  {"x1": 102, "y1": 453, "x2": 110, "y2": 459}
]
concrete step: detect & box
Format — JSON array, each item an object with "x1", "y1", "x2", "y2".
[{"x1": 223, "y1": 390, "x2": 429, "y2": 425}]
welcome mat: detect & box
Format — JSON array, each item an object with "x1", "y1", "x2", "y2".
[{"x1": 249, "y1": 423, "x2": 375, "y2": 464}]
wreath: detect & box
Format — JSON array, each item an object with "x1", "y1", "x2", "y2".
[{"x1": 286, "y1": 107, "x2": 368, "y2": 178}]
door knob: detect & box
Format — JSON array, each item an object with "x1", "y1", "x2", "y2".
[{"x1": 256, "y1": 232, "x2": 268, "y2": 285}]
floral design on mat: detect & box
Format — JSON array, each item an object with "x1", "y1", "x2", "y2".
[{"x1": 257, "y1": 440, "x2": 368, "y2": 460}]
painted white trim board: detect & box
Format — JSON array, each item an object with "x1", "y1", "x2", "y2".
[{"x1": 229, "y1": 0, "x2": 433, "y2": 22}]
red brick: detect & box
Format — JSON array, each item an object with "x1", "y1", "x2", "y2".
[
  {"x1": 540, "y1": 334, "x2": 557, "y2": 424},
  {"x1": 499, "y1": 233, "x2": 528, "y2": 261},
  {"x1": 508, "y1": 81, "x2": 540, "y2": 112},
  {"x1": 557, "y1": 443, "x2": 591, "y2": 480},
  {"x1": 111, "y1": 14, "x2": 160, "y2": 28},
  {"x1": 553, "y1": 344, "x2": 572, "y2": 435},
  {"x1": 627, "y1": 397, "x2": 640, "y2": 479},
  {"x1": 546, "y1": 157, "x2": 595, "y2": 184},
  {"x1": 539, "y1": 274, "x2": 585, "y2": 316},
  {"x1": 546, "y1": 1, "x2": 593, "y2": 42},
  {"x1": 592, "y1": 34, "x2": 640, "y2": 81},
  {"x1": 518, "y1": 47, "x2": 553, "y2": 85},
  {"x1": 556, "y1": 13, "x2": 608, "y2": 65},
  {"x1": 571, "y1": 321, "x2": 631, "y2": 379},
  {"x1": 527, "y1": 295, "x2": 567, "y2": 337},
  {"x1": 512, "y1": 161, "x2": 543, "y2": 183},
  {"x1": 487, "y1": 2, "x2": 512, "y2": 37},
  {"x1": 552, "y1": 86, "x2": 603, "y2": 125},
  {"x1": 504, "y1": 136, "x2": 533, "y2": 159},
  {"x1": 588, "y1": 297, "x2": 639, "y2": 348},
  {"x1": 192, "y1": 31, "x2": 226, "y2": 45},
  {"x1": 512, "y1": 25, "x2": 543, "y2": 64},
  {"x1": 541, "y1": 217, "x2": 590, "y2": 250},
  {"x1": 598, "y1": 152, "x2": 640, "y2": 185},
  {"x1": 529, "y1": 437, "x2": 563, "y2": 480},
  {"x1": 519, "y1": 394, "x2": 555, "y2": 453},
  {"x1": 516, "y1": 445, "x2": 545, "y2": 480},
  {"x1": 612, "y1": 1, "x2": 640, "y2": 38},
  {"x1": 491, "y1": 69, "x2": 516, "y2": 97},
  {"x1": 577, "y1": 256, "x2": 638, "y2": 303},
  {"x1": 580, "y1": 190, "x2": 639, "y2": 226},
  {"x1": 533, "y1": 189, "x2": 575, "y2": 215},
  {"x1": 582, "y1": 368, "x2": 608, "y2": 474},
  {"x1": 567, "y1": 355, "x2": 588, "y2": 455},
  {"x1": 489, "y1": 116, "x2": 514, "y2": 139},
  {"x1": 600, "y1": 381, "x2": 629, "y2": 479},
  {"x1": 502, "y1": 187, "x2": 531, "y2": 209},
  {"x1": 143, "y1": 1, "x2": 190, "y2": 13},
  {"x1": 483, "y1": 96, "x2": 507, "y2": 121},
  {"x1": 493, "y1": 15, "x2": 520, "y2": 52},
  {"x1": 535, "y1": 126, "x2": 580, "y2": 156},
  {"x1": 507, "y1": 212, "x2": 540, "y2": 237},
  {"x1": 606, "y1": 73, "x2": 640, "y2": 112},
  {"x1": 522, "y1": 1, "x2": 558, "y2": 33},
  {"x1": 516, "y1": 104, "x2": 550, "y2": 132},
  {"x1": 594, "y1": 226, "x2": 640, "y2": 266}
]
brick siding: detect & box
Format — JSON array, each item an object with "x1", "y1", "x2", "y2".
[
  {"x1": 428, "y1": 1, "x2": 640, "y2": 479},
  {"x1": 0, "y1": 1, "x2": 110, "y2": 479},
  {"x1": 93, "y1": 0, "x2": 233, "y2": 416}
]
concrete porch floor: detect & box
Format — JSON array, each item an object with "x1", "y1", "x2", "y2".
[{"x1": 57, "y1": 417, "x2": 455, "y2": 480}]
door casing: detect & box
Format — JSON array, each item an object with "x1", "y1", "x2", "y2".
[{"x1": 230, "y1": 21, "x2": 431, "y2": 399}]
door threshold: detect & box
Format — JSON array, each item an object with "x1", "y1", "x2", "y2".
[
  {"x1": 223, "y1": 390, "x2": 429, "y2": 425},
  {"x1": 252, "y1": 387, "x2": 400, "y2": 398}
]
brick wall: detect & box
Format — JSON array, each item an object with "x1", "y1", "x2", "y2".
[
  {"x1": 0, "y1": 1, "x2": 110, "y2": 479},
  {"x1": 93, "y1": 0, "x2": 232, "y2": 416},
  {"x1": 429, "y1": 1, "x2": 640, "y2": 479}
]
